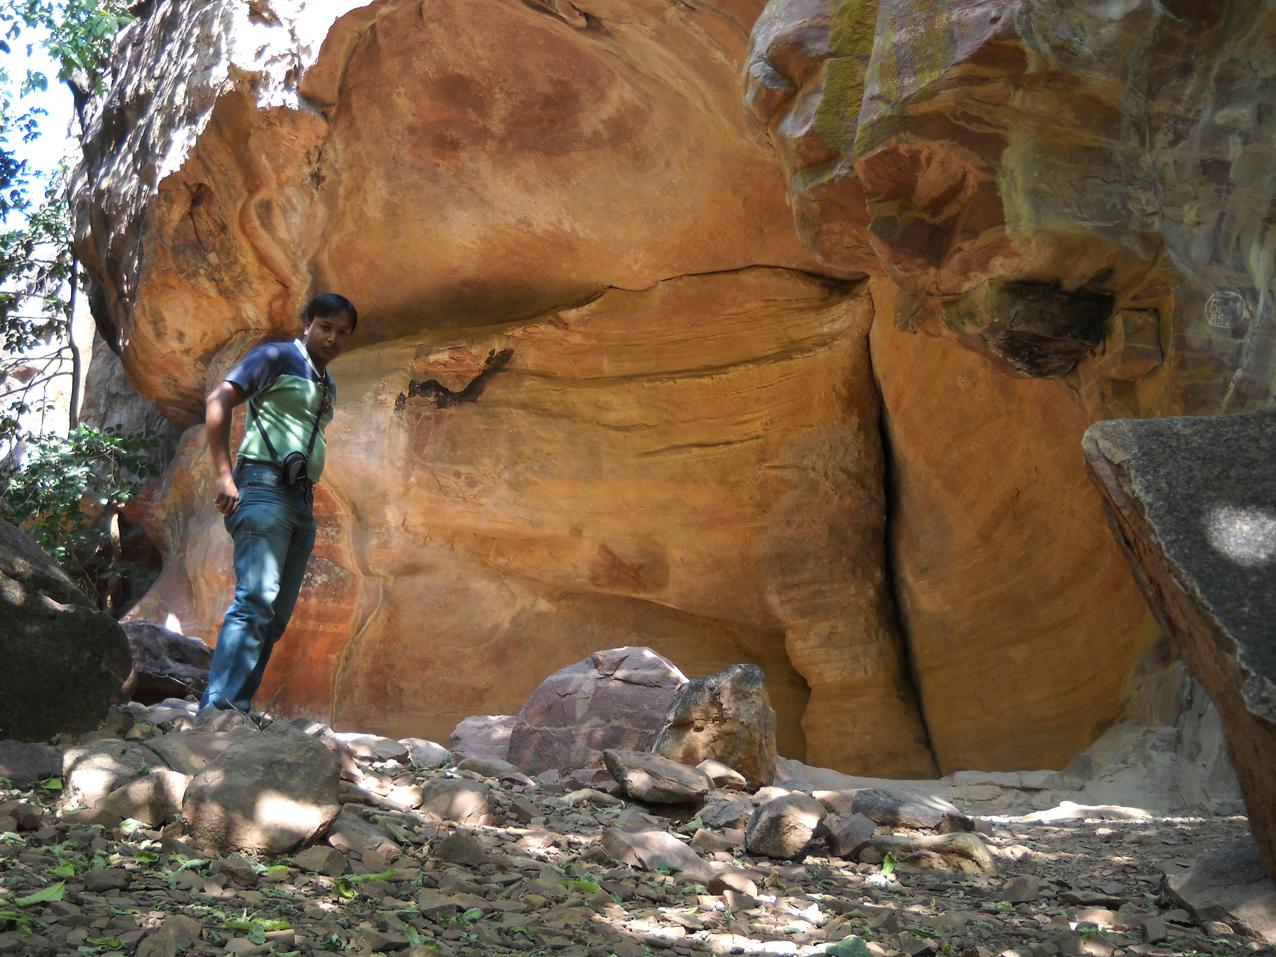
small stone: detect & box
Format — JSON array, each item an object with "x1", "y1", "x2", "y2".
[
  {"x1": 213, "y1": 855, "x2": 258, "y2": 886},
  {"x1": 134, "y1": 915, "x2": 203, "y2": 957},
  {"x1": 294, "y1": 845, "x2": 349, "y2": 876},
  {"x1": 1002, "y1": 875, "x2": 1041, "y2": 903},
  {"x1": 384, "y1": 785, "x2": 424, "y2": 810},
  {"x1": 457, "y1": 755, "x2": 533, "y2": 783},
  {"x1": 401, "y1": 738, "x2": 450, "y2": 769},
  {"x1": 433, "y1": 829, "x2": 490, "y2": 866},
  {"x1": 827, "y1": 812, "x2": 877, "y2": 859},
  {"x1": 603, "y1": 749, "x2": 712, "y2": 804},
  {"x1": 331, "y1": 732, "x2": 409, "y2": 762},
  {"x1": 697, "y1": 759, "x2": 749, "y2": 790},
  {"x1": 561, "y1": 788, "x2": 623, "y2": 808},
  {"x1": 744, "y1": 793, "x2": 826, "y2": 859},
  {"x1": 600, "y1": 827, "x2": 714, "y2": 882},
  {"x1": 701, "y1": 797, "x2": 753, "y2": 830},
  {"x1": 83, "y1": 868, "x2": 131, "y2": 892},
  {"x1": 691, "y1": 828, "x2": 737, "y2": 853},
  {"x1": 707, "y1": 870, "x2": 759, "y2": 897},
  {"x1": 1138, "y1": 916, "x2": 1167, "y2": 943},
  {"x1": 418, "y1": 778, "x2": 493, "y2": 825},
  {"x1": 414, "y1": 888, "x2": 460, "y2": 919}
]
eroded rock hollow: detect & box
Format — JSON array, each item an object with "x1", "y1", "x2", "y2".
[{"x1": 73, "y1": 0, "x2": 1274, "y2": 776}]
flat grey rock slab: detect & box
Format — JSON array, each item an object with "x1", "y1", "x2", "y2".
[
  {"x1": 1084, "y1": 410, "x2": 1276, "y2": 881},
  {"x1": 1163, "y1": 839, "x2": 1276, "y2": 944}
]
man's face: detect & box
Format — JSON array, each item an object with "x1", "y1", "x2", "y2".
[{"x1": 303, "y1": 311, "x2": 356, "y2": 368}]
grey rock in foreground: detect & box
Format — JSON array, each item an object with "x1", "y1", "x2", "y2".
[
  {"x1": 603, "y1": 748, "x2": 711, "y2": 804},
  {"x1": 745, "y1": 792, "x2": 827, "y2": 859},
  {"x1": 1084, "y1": 410, "x2": 1276, "y2": 881},
  {"x1": 0, "y1": 740, "x2": 61, "y2": 787},
  {"x1": 651, "y1": 663, "x2": 778, "y2": 790},
  {"x1": 183, "y1": 723, "x2": 340, "y2": 854},
  {"x1": 0, "y1": 519, "x2": 130, "y2": 740},
  {"x1": 1163, "y1": 839, "x2": 1276, "y2": 944},
  {"x1": 507, "y1": 646, "x2": 687, "y2": 775}
]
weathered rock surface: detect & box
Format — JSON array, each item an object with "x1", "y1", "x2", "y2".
[
  {"x1": 73, "y1": 0, "x2": 1276, "y2": 785},
  {"x1": 651, "y1": 663, "x2": 778, "y2": 790},
  {"x1": 72, "y1": 768, "x2": 190, "y2": 828},
  {"x1": 126, "y1": 271, "x2": 933, "y2": 776},
  {"x1": 817, "y1": 787, "x2": 972, "y2": 834},
  {"x1": 603, "y1": 749, "x2": 712, "y2": 805},
  {"x1": 600, "y1": 827, "x2": 714, "y2": 883},
  {"x1": 61, "y1": 740, "x2": 164, "y2": 811},
  {"x1": 1163, "y1": 840, "x2": 1276, "y2": 944},
  {"x1": 448, "y1": 716, "x2": 515, "y2": 764},
  {"x1": 739, "y1": 0, "x2": 1275, "y2": 781},
  {"x1": 0, "y1": 520, "x2": 131, "y2": 741},
  {"x1": 746, "y1": 0, "x2": 1276, "y2": 414},
  {"x1": 1085, "y1": 410, "x2": 1276, "y2": 881},
  {"x1": 182, "y1": 723, "x2": 341, "y2": 854},
  {"x1": 868, "y1": 307, "x2": 1162, "y2": 773},
  {"x1": 745, "y1": 792, "x2": 827, "y2": 860},
  {"x1": 508, "y1": 647, "x2": 687, "y2": 775},
  {"x1": 74, "y1": 0, "x2": 945, "y2": 777},
  {"x1": 120, "y1": 619, "x2": 211, "y2": 703},
  {"x1": 0, "y1": 741, "x2": 61, "y2": 787}
]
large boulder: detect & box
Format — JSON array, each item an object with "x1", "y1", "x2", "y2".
[
  {"x1": 182, "y1": 723, "x2": 341, "y2": 854},
  {"x1": 651, "y1": 663, "x2": 777, "y2": 789},
  {"x1": 0, "y1": 520, "x2": 130, "y2": 740},
  {"x1": 1085, "y1": 410, "x2": 1276, "y2": 881},
  {"x1": 120, "y1": 619, "x2": 211, "y2": 703},
  {"x1": 508, "y1": 647, "x2": 688, "y2": 775}
]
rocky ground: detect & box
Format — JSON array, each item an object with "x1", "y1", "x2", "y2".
[{"x1": 0, "y1": 704, "x2": 1267, "y2": 957}]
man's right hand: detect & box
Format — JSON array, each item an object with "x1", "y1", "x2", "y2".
[{"x1": 213, "y1": 474, "x2": 240, "y2": 515}]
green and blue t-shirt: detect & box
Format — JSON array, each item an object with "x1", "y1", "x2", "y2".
[{"x1": 226, "y1": 339, "x2": 336, "y2": 483}]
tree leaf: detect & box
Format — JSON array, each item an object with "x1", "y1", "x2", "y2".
[{"x1": 15, "y1": 881, "x2": 64, "y2": 906}]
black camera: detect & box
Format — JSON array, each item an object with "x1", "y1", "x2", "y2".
[{"x1": 281, "y1": 451, "x2": 310, "y2": 486}]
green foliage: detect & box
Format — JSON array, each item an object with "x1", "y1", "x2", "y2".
[
  {"x1": 0, "y1": 4, "x2": 145, "y2": 598},
  {"x1": 12, "y1": 878, "x2": 63, "y2": 904},
  {"x1": 825, "y1": 938, "x2": 872, "y2": 957},
  {"x1": 0, "y1": 423, "x2": 160, "y2": 596}
]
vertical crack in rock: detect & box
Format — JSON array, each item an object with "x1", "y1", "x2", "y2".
[{"x1": 866, "y1": 319, "x2": 940, "y2": 774}]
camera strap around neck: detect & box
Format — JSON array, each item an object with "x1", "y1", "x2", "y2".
[{"x1": 247, "y1": 374, "x2": 329, "y2": 469}]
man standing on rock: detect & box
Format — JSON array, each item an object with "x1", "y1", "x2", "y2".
[{"x1": 199, "y1": 293, "x2": 358, "y2": 715}]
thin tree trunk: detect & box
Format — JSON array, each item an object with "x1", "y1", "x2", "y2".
[{"x1": 66, "y1": 257, "x2": 81, "y2": 431}]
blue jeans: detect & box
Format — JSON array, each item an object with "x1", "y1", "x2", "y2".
[{"x1": 201, "y1": 462, "x2": 316, "y2": 712}]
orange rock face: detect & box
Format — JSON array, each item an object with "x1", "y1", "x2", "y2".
[
  {"x1": 77, "y1": 0, "x2": 1268, "y2": 777},
  {"x1": 869, "y1": 283, "x2": 1161, "y2": 772},
  {"x1": 129, "y1": 270, "x2": 935, "y2": 776}
]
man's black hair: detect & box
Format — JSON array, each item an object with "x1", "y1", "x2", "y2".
[{"x1": 303, "y1": 292, "x2": 358, "y2": 332}]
